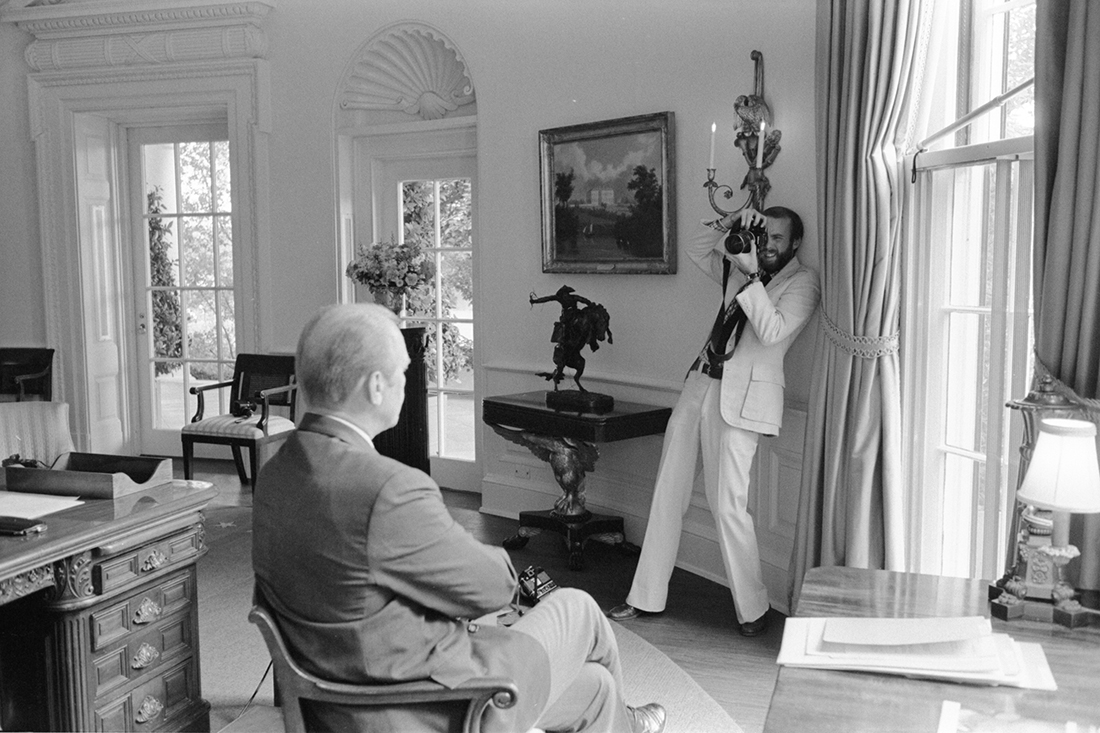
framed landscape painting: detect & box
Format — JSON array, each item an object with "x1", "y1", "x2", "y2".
[{"x1": 539, "y1": 111, "x2": 675, "y2": 274}]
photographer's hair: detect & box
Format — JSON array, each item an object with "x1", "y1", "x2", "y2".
[
  {"x1": 295, "y1": 303, "x2": 405, "y2": 411},
  {"x1": 763, "y1": 206, "x2": 804, "y2": 246}
]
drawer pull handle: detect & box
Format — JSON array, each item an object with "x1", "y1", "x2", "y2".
[
  {"x1": 135, "y1": 695, "x2": 163, "y2": 723},
  {"x1": 132, "y1": 643, "x2": 160, "y2": 669},
  {"x1": 133, "y1": 597, "x2": 162, "y2": 624},
  {"x1": 142, "y1": 550, "x2": 167, "y2": 572}
]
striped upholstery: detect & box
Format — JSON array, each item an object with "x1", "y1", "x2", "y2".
[
  {"x1": 0, "y1": 401, "x2": 75, "y2": 486},
  {"x1": 182, "y1": 414, "x2": 294, "y2": 439}
]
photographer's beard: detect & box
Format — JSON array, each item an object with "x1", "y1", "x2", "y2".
[{"x1": 757, "y1": 241, "x2": 797, "y2": 275}]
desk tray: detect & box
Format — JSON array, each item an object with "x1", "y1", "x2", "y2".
[{"x1": 4, "y1": 452, "x2": 173, "y2": 499}]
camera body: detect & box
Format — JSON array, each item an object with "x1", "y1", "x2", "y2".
[
  {"x1": 230, "y1": 399, "x2": 257, "y2": 419},
  {"x1": 725, "y1": 222, "x2": 767, "y2": 256},
  {"x1": 518, "y1": 565, "x2": 559, "y2": 604}
]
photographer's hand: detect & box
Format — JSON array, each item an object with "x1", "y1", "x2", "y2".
[{"x1": 733, "y1": 208, "x2": 765, "y2": 277}]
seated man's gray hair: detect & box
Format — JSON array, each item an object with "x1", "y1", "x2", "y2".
[{"x1": 295, "y1": 303, "x2": 402, "y2": 410}]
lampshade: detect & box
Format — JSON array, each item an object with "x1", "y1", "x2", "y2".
[{"x1": 1016, "y1": 418, "x2": 1100, "y2": 514}]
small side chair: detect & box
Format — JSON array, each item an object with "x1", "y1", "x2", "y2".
[
  {"x1": 0, "y1": 347, "x2": 54, "y2": 401},
  {"x1": 248, "y1": 601, "x2": 520, "y2": 733},
  {"x1": 181, "y1": 353, "x2": 296, "y2": 486}
]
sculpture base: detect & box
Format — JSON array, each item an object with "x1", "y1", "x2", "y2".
[{"x1": 546, "y1": 390, "x2": 614, "y2": 414}]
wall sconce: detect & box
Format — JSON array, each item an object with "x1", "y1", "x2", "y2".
[
  {"x1": 992, "y1": 418, "x2": 1100, "y2": 628},
  {"x1": 704, "y1": 50, "x2": 782, "y2": 216}
]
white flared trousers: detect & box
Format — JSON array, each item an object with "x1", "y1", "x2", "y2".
[{"x1": 625, "y1": 371, "x2": 769, "y2": 624}]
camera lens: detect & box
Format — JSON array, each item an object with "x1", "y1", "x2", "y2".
[{"x1": 724, "y1": 224, "x2": 765, "y2": 255}]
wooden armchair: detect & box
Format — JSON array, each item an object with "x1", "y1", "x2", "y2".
[
  {"x1": 0, "y1": 348, "x2": 54, "y2": 401},
  {"x1": 181, "y1": 353, "x2": 296, "y2": 486},
  {"x1": 248, "y1": 601, "x2": 520, "y2": 733}
]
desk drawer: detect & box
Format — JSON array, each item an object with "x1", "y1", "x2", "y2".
[
  {"x1": 90, "y1": 569, "x2": 193, "y2": 651},
  {"x1": 95, "y1": 525, "x2": 203, "y2": 595},
  {"x1": 91, "y1": 609, "x2": 194, "y2": 699},
  {"x1": 94, "y1": 656, "x2": 200, "y2": 732}
]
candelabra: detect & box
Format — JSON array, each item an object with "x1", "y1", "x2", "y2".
[{"x1": 704, "y1": 50, "x2": 782, "y2": 217}]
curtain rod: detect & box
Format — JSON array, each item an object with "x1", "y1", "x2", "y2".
[{"x1": 914, "y1": 76, "x2": 1035, "y2": 152}]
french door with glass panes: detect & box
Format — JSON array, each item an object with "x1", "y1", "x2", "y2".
[
  {"x1": 129, "y1": 124, "x2": 239, "y2": 456},
  {"x1": 371, "y1": 148, "x2": 478, "y2": 490}
]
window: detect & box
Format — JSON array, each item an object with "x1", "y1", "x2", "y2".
[
  {"x1": 402, "y1": 178, "x2": 475, "y2": 460},
  {"x1": 135, "y1": 130, "x2": 238, "y2": 455},
  {"x1": 903, "y1": 0, "x2": 1035, "y2": 580}
]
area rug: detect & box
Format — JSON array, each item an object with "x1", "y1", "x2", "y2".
[{"x1": 199, "y1": 505, "x2": 741, "y2": 733}]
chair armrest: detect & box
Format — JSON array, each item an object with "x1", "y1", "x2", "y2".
[
  {"x1": 188, "y1": 380, "x2": 233, "y2": 423},
  {"x1": 13, "y1": 367, "x2": 51, "y2": 401},
  {"x1": 255, "y1": 383, "x2": 297, "y2": 433}
]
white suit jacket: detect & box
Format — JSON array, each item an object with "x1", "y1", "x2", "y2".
[{"x1": 687, "y1": 224, "x2": 820, "y2": 436}]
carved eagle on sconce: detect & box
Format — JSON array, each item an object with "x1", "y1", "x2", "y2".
[{"x1": 733, "y1": 94, "x2": 772, "y2": 136}]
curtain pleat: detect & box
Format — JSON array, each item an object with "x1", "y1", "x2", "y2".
[
  {"x1": 1034, "y1": 0, "x2": 1100, "y2": 595},
  {"x1": 789, "y1": 0, "x2": 927, "y2": 610}
]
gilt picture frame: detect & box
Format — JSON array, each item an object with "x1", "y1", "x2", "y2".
[{"x1": 539, "y1": 112, "x2": 676, "y2": 274}]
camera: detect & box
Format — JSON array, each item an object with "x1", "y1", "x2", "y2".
[
  {"x1": 724, "y1": 223, "x2": 767, "y2": 255},
  {"x1": 230, "y1": 399, "x2": 257, "y2": 419},
  {"x1": 518, "y1": 565, "x2": 559, "y2": 604}
]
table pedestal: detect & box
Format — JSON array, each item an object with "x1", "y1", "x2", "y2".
[
  {"x1": 503, "y1": 509, "x2": 639, "y2": 570},
  {"x1": 484, "y1": 391, "x2": 671, "y2": 570}
]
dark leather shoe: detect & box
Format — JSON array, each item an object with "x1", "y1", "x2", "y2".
[
  {"x1": 628, "y1": 702, "x2": 666, "y2": 733},
  {"x1": 739, "y1": 612, "x2": 769, "y2": 637},
  {"x1": 607, "y1": 603, "x2": 641, "y2": 621}
]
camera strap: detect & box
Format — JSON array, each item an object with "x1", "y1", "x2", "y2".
[{"x1": 704, "y1": 260, "x2": 771, "y2": 364}]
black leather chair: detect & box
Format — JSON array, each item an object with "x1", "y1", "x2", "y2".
[
  {"x1": 181, "y1": 353, "x2": 296, "y2": 485},
  {"x1": 0, "y1": 348, "x2": 54, "y2": 401},
  {"x1": 248, "y1": 601, "x2": 520, "y2": 733}
]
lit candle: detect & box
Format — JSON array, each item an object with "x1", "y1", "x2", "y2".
[
  {"x1": 709, "y1": 123, "x2": 716, "y2": 170},
  {"x1": 756, "y1": 120, "x2": 766, "y2": 169}
]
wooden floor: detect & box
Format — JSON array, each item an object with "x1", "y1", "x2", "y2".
[{"x1": 190, "y1": 458, "x2": 782, "y2": 733}]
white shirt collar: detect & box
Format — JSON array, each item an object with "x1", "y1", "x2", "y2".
[{"x1": 325, "y1": 414, "x2": 374, "y2": 448}]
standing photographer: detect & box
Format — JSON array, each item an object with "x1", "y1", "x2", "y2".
[{"x1": 607, "y1": 207, "x2": 819, "y2": 636}]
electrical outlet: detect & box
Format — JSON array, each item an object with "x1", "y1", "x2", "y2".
[{"x1": 513, "y1": 465, "x2": 531, "y2": 480}]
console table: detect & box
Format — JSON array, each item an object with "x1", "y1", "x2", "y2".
[
  {"x1": 764, "y1": 567, "x2": 1100, "y2": 731},
  {"x1": 482, "y1": 391, "x2": 671, "y2": 569},
  {"x1": 0, "y1": 480, "x2": 216, "y2": 732}
]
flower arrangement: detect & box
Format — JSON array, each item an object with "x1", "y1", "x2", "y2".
[{"x1": 345, "y1": 234, "x2": 434, "y2": 307}]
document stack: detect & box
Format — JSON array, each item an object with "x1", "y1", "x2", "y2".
[{"x1": 777, "y1": 616, "x2": 1056, "y2": 690}]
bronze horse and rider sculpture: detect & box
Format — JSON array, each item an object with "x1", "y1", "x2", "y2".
[{"x1": 529, "y1": 285, "x2": 613, "y2": 405}]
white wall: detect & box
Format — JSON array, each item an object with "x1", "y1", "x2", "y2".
[{"x1": 0, "y1": 0, "x2": 819, "y2": 604}]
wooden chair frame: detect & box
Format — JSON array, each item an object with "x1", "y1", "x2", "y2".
[
  {"x1": 181, "y1": 353, "x2": 296, "y2": 485},
  {"x1": 0, "y1": 348, "x2": 54, "y2": 401},
  {"x1": 248, "y1": 603, "x2": 519, "y2": 733}
]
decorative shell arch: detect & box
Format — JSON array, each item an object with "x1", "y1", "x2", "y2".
[{"x1": 338, "y1": 22, "x2": 475, "y2": 122}]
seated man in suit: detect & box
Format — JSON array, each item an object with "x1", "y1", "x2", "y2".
[{"x1": 252, "y1": 303, "x2": 665, "y2": 733}]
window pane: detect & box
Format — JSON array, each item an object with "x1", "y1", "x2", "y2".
[
  {"x1": 944, "y1": 312, "x2": 990, "y2": 454},
  {"x1": 403, "y1": 180, "x2": 435, "y2": 244},
  {"x1": 439, "y1": 179, "x2": 471, "y2": 249},
  {"x1": 216, "y1": 214, "x2": 234, "y2": 286},
  {"x1": 214, "y1": 141, "x2": 232, "y2": 212},
  {"x1": 179, "y1": 142, "x2": 212, "y2": 213},
  {"x1": 181, "y1": 217, "x2": 214, "y2": 287},
  {"x1": 942, "y1": 453, "x2": 978, "y2": 577},
  {"x1": 1004, "y1": 4, "x2": 1035, "y2": 138},
  {"x1": 946, "y1": 165, "x2": 995, "y2": 308},
  {"x1": 153, "y1": 362, "x2": 184, "y2": 429},
  {"x1": 217, "y1": 291, "x2": 236, "y2": 360},
  {"x1": 143, "y1": 144, "x2": 179, "y2": 213},
  {"x1": 187, "y1": 290, "x2": 218, "y2": 360}
]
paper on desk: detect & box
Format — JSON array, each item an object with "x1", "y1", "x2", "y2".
[
  {"x1": 778, "y1": 617, "x2": 1057, "y2": 691},
  {"x1": 0, "y1": 491, "x2": 83, "y2": 518}
]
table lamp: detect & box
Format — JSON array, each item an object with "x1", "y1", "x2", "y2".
[{"x1": 1014, "y1": 418, "x2": 1100, "y2": 627}]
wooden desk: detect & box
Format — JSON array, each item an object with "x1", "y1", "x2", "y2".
[
  {"x1": 764, "y1": 567, "x2": 1100, "y2": 731},
  {"x1": 483, "y1": 391, "x2": 671, "y2": 569},
  {"x1": 0, "y1": 480, "x2": 216, "y2": 731}
]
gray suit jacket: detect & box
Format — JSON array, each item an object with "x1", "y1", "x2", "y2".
[
  {"x1": 252, "y1": 413, "x2": 550, "y2": 732},
  {"x1": 687, "y1": 225, "x2": 821, "y2": 435}
]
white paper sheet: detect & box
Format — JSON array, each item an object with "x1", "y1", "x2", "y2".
[
  {"x1": 0, "y1": 491, "x2": 83, "y2": 518},
  {"x1": 778, "y1": 616, "x2": 1057, "y2": 690}
]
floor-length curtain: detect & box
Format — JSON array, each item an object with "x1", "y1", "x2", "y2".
[
  {"x1": 1033, "y1": 0, "x2": 1100, "y2": 597},
  {"x1": 788, "y1": 0, "x2": 929, "y2": 610}
]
